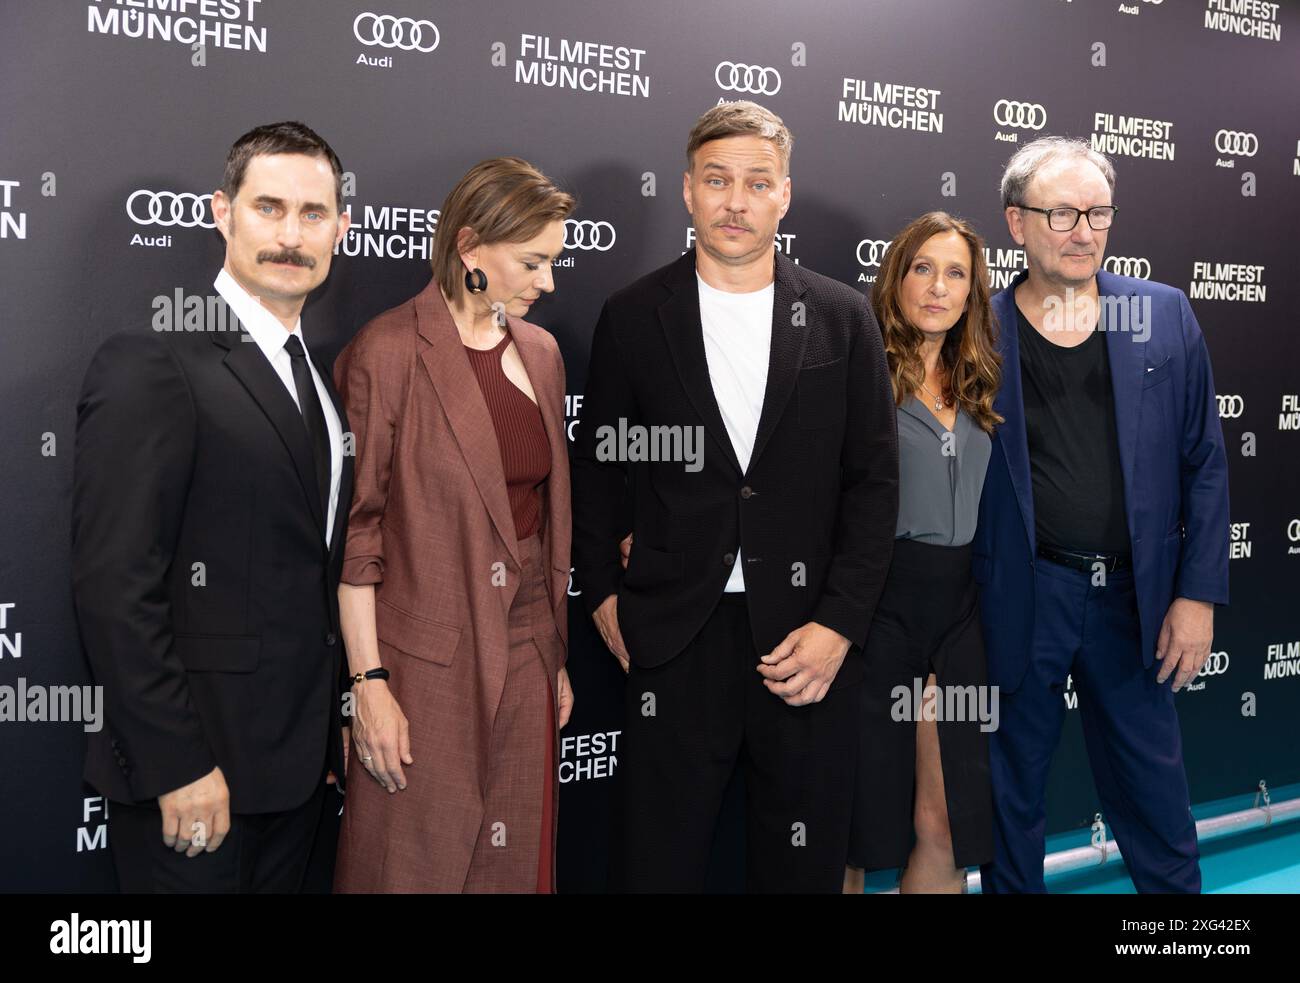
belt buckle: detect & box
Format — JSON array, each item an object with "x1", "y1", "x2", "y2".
[{"x1": 1092, "y1": 552, "x2": 1117, "y2": 574}]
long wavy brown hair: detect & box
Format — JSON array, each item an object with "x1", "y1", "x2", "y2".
[{"x1": 871, "y1": 211, "x2": 1003, "y2": 433}]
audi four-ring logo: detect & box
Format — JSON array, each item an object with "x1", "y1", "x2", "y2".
[
  {"x1": 564, "y1": 220, "x2": 616, "y2": 251},
  {"x1": 1214, "y1": 130, "x2": 1258, "y2": 157},
  {"x1": 126, "y1": 190, "x2": 214, "y2": 228},
  {"x1": 993, "y1": 100, "x2": 1047, "y2": 130},
  {"x1": 1287, "y1": 519, "x2": 1300, "y2": 543},
  {"x1": 1104, "y1": 256, "x2": 1151, "y2": 279},
  {"x1": 856, "y1": 239, "x2": 892, "y2": 267},
  {"x1": 715, "y1": 62, "x2": 782, "y2": 95},
  {"x1": 1198, "y1": 652, "x2": 1230, "y2": 677},
  {"x1": 1217, "y1": 395, "x2": 1245, "y2": 419},
  {"x1": 353, "y1": 13, "x2": 440, "y2": 52}
]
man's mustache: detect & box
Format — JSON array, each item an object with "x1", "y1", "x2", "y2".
[{"x1": 257, "y1": 249, "x2": 315, "y2": 268}]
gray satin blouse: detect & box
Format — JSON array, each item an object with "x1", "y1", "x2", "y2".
[{"x1": 894, "y1": 395, "x2": 992, "y2": 546}]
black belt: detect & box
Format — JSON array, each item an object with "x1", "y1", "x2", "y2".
[{"x1": 1037, "y1": 542, "x2": 1132, "y2": 573}]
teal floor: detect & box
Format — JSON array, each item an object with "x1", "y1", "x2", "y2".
[
  {"x1": 1049, "y1": 821, "x2": 1300, "y2": 894},
  {"x1": 861, "y1": 783, "x2": 1300, "y2": 894}
]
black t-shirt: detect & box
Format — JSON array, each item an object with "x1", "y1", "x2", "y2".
[{"x1": 1016, "y1": 302, "x2": 1131, "y2": 554}]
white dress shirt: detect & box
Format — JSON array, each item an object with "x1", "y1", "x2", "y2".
[
  {"x1": 214, "y1": 268, "x2": 343, "y2": 546},
  {"x1": 696, "y1": 272, "x2": 774, "y2": 592}
]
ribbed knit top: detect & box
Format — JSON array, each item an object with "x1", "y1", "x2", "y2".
[{"x1": 464, "y1": 332, "x2": 551, "y2": 540}]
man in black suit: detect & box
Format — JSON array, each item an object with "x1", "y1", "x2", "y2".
[
  {"x1": 72, "y1": 121, "x2": 354, "y2": 893},
  {"x1": 572, "y1": 102, "x2": 899, "y2": 892}
]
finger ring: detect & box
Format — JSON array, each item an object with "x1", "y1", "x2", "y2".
[{"x1": 362, "y1": 754, "x2": 373, "y2": 761}]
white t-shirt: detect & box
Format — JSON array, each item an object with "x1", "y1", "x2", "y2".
[{"x1": 696, "y1": 272, "x2": 773, "y2": 592}]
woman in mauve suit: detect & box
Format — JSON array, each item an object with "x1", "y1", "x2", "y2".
[{"x1": 332, "y1": 157, "x2": 576, "y2": 892}]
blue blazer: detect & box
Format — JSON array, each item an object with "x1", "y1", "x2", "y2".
[{"x1": 973, "y1": 269, "x2": 1230, "y2": 692}]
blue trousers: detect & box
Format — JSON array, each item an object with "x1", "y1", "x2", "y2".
[{"x1": 980, "y1": 559, "x2": 1200, "y2": 893}]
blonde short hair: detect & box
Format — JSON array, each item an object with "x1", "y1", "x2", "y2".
[
  {"x1": 685, "y1": 101, "x2": 793, "y2": 176},
  {"x1": 430, "y1": 157, "x2": 575, "y2": 303}
]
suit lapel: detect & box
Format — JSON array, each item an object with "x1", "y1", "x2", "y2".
[
  {"x1": 310, "y1": 345, "x2": 354, "y2": 562},
  {"x1": 657, "y1": 249, "x2": 743, "y2": 476},
  {"x1": 413, "y1": 281, "x2": 522, "y2": 569},
  {"x1": 1098, "y1": 270, "x2": 1144, "y2": 532},
  {"x1": 214, "y1": 324, "x2": 328, "y2": 539},
  {"x1": 991, "y1": 272, "x2": 1036, "y2": 553},
  {"x1": 748, "y1": 249, "x2": 808, "y2": 474}
]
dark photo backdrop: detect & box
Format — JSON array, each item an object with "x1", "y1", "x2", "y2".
[{"x1": 1, "y1": 0, "x2": 1297, "y2": 892}]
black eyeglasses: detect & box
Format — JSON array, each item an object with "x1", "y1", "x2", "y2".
[{"x1": 1016, "y1": 204, "x2": 1118, "y2": 232}]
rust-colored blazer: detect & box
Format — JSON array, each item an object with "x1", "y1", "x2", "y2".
[{"x1": 331, "y1": 278, "x2": 570, "y2": 892}]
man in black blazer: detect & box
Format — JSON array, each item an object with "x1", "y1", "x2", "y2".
[
  {"x1": 572, "y1": 102, "x2": 899, "y2": 892},
  {"x1": 72, "y1": 122, "x2": 354, "y2": 892}
]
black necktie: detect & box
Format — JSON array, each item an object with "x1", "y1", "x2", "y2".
[{"x1": 283, "y1": 334, "x2": 331, "y2": 527}]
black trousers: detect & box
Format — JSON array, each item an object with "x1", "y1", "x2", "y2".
[
  {"x1": 109, "y1": 770, "x2": 329, "y2": 894},
  {"x1": 619, "y1": 592, "x2": 861, "y2": 893},
  {"x1": 848, "y1": 538, "x2": 994, "y2": 871}
]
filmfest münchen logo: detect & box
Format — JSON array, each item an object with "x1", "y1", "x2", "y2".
[
  {"x1": 984, "y1": 245, "x2": 1028, "y2": 291},
  {"x1": 1279, "y1": 395, "x2": 1300, "y2": 432},
  {"x1": 87, "y1": 1, "x2": 267, "y2": 52},
  {"x1": 1, "y1": 180, "x2": 26, "y2": 240},
  {"x1": 838, "y1": 79, "x2": 944, "y2": 133},
  {"x1": 1091, "y1": 112, "x2": 1175, "y2": 161},
  {"x1": 1230, "y1": 521, "x2": 1251, "y2": 560},
  {"x1": 1204, "y1": 0, "x2": 1282, "y2": 42},
  {"x1": 513, "y1": 34, "x2": 650, "y2": 98},
  {"x1": 685, "y1": 227, "x2": 798, "y2": 263},
  {"x1": 1189, "y1": 260, "x2": 1266, "y2": 302},
  {"x1": 338, "y1": 199, "x2": 440, "y2": 260}
]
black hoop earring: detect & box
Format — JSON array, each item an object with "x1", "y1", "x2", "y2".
[{"x1": 465, "y1": 268, "x2": 487, "y2": 294}]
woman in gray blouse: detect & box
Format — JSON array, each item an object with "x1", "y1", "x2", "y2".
[{"x1": 844, "y1": 212, "x2": 1004, "y2": 894}]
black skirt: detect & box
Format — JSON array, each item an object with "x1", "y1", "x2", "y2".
[{"x1": 847, "y1": 538, "x2": 995, "y2": 871}]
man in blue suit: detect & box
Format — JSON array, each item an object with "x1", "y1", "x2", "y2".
[{"x1": 974, "y1": 136, "x2": 1229, "y2": 893}]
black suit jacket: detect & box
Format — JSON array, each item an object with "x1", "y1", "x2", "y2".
[
  {"x1": 572, "y1": 247, "x2": 898, "y2": 686},
  {"x1": 72, "y1": 302, "x2": 353, "y2": 814}
]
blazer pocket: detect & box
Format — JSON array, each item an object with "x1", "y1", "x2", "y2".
[
  {"x1": 376, "y1": 598, "x2": 463, "y2": 666},
  {"x1": 622, "y1": 542, "x2": 684, "y2": 589},
  {"x1": 1142, "y1": 354, "x2": 1173, "y2": 389},
  {"x1": 797, "y1": 358, "x2": 845, "y2": 429},
  {"x1": 172, "y1": 634, "x2": 261, "y2": 673}
]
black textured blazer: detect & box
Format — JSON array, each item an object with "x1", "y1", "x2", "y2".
[{"x1": 572, "y1": 247, "x2": 898, "y2": 686}]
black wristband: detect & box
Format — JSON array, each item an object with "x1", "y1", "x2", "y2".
[{"x1": 351, "y1": 667, "x2": 390, "y2": 685}]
